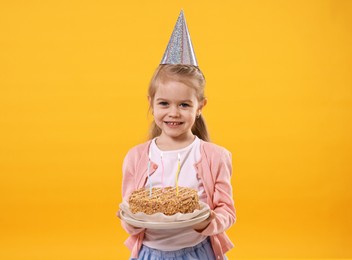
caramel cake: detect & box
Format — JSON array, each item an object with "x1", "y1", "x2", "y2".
[{"x1": 128, "y1": 186, "x2": 200, "y2": 215}]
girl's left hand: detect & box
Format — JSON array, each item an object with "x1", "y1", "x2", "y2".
[{"x1": 192, "y1": 210, "x2": 215, "y2": 232}]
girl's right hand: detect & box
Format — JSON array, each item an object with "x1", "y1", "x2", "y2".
[
  {"x1": 192, "y1": 210, "x2": 215, "y2": 232},
  {"x1": 116, "y1": 210, "x2": 123, "y2": 219}
]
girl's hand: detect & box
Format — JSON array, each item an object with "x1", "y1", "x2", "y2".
[
  {"x1": 192, "y1": 211, "x2": 215, "y2": 232},
  {"x1": 118, "y1": 210, "x2": 146, "y2": 234}
]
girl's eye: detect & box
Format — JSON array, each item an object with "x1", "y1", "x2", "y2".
[
  {"x1": 158, "y1": 101, "x2": 168, "y2": 106},
  {"x1": 180, "y1": 103, "x2": 190, "y2": 108}
]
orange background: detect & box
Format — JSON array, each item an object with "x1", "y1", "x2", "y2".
[{"x1": 1, "y1": 0, "x2": 351, "y2": 259}]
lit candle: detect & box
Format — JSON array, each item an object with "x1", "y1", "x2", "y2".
[
  {"x1": 147, "y1": 150, "x2": 152, "y2": 197},
  {"x1": 175, "y1": 153, "x2": 181, "y2": 196},
  {"x1": 161, "y1": 152, "x2": 164, "y2": 192}
]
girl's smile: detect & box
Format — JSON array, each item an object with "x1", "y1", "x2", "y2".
[{"x1": 164, "y1": 121, "x2": 184, "y2": 127}]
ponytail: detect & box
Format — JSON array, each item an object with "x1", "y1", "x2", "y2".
[{"x1": 191, "y1": 115, "x2": 210, "y2": 142}]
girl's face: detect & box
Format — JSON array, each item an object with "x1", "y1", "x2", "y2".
[{"x1": 151, "y1": 79, "x2": 204, "y2": 143}]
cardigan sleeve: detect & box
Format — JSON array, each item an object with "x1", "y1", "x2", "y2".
[
  {"x1": 120, "y1": 147, "x2": 146, "y2": 235},
  {"x1": 201, "y1": 146, "x2": 236, "y2": 236}
]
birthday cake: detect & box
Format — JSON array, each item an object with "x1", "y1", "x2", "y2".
[{"x1": 128, "y1": 186, "x2": 200, "y2": 215}]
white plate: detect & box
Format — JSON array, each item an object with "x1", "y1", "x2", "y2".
[
  {"x1": 120, "y1": 209, "x2": 210, "y2": 229},
  {"x1": 119, "y1": 201, "x2": 210, "y2": 222}
]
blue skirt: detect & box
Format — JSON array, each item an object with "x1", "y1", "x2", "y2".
[{"x1": 130, "y1": 237, "x2": 219, "y2": 260}]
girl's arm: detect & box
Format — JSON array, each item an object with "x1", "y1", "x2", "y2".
[
  {"x1": 196, "y1": 147, "x2": 236, "y2": 235},
  {"x1": 120, "y1": 148, "x2": 146, "y2": 235}
]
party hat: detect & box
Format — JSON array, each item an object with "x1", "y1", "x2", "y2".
[{"x1": 160, "y1": 10, "x2": 198, "y2": 66}]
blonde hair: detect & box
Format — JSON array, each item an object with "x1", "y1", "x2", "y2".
[{"x1": 148, "y1": 64, "x2": 210, "y2": 141}]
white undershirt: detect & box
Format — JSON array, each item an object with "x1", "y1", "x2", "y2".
[{"x1": 143, "y1": 136, "x2": 207, "y2": 251}]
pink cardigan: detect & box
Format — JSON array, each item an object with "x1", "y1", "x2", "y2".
[{"x1": 120, "y1": 140, "x2": 236, "y2": 260}]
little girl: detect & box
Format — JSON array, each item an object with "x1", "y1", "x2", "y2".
[{"x1": 119, "y1": 11, "x2": 236, "y2": 260}]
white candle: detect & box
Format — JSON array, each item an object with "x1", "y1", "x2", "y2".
[
  {"x1": 161, "y1": 152, "x2": 164, "y2": 192},
  {"x1": 148, "y1": 150, "x2": 152, "y2": 197}
]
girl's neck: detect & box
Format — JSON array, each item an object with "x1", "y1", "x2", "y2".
[{"x1": 155, "y1": 133, "x2": 196, "y2": 151}]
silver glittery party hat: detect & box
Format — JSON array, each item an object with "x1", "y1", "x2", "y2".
[{"x1": 160, "y1": 10, "x2": 198, "y2": 66}]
